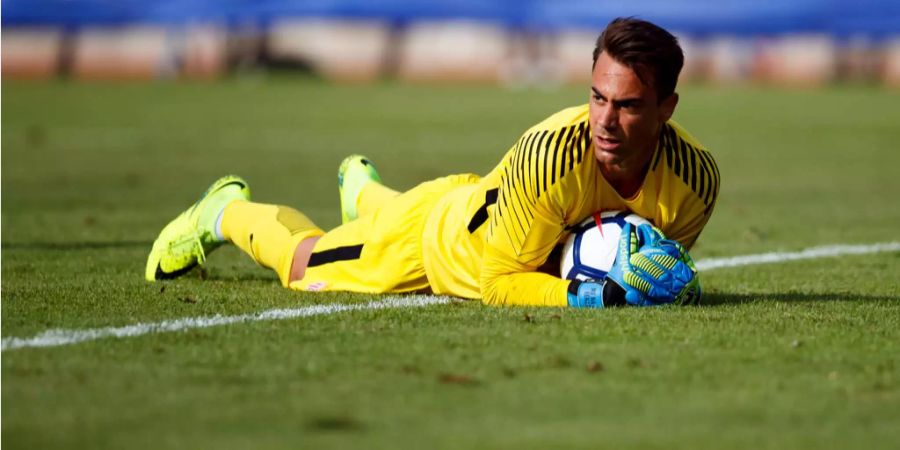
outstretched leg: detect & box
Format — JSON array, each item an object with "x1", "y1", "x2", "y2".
[
  {"x1": 338, "y1": 155, "x2": 399, "y2": 223},
  {"x1": 220, "y1": 201, "x2": 324, "y2": 286},
  {"x1": 145, "y1": 175, "x2": 323, "y2": 287},
  {"x1": 145, "y1": 175, "x2": 251, "y2": 281},
  {"x1": 357, "y1": 182, "x2": 400, "y2": 218}
]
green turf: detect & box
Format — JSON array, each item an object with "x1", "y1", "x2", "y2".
[{"x1": 3, "y1": 79, "x2": 899, "y2": 449}]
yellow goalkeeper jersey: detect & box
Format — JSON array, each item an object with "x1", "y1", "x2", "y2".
[{"x1": 421, "y1": 104, "x2": 720, "y2": 307}]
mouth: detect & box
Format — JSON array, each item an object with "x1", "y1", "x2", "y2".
[{"x1": 594, "y1": 134, "x2": 622, "y2": 152}]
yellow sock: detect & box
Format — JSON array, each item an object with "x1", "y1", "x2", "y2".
[
  {"x1": 221, "y1": 200, "x2": 324, "y2": 287},
  {"x1": 357, "y1": 182, "x2": 400, "y2": 218}
]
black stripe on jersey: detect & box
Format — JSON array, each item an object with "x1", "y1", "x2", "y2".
[
  {"x1": 510, "y1": 136, "x2": 523, "y2": 189},
  {"x1": 672, "y1": 136, "x2": 682, "y2": 178},
  {"x1": 307, "y1": 244, "x2": 363, "y2": 267},
  {"x1": 665, "y1": 125, "x2": 677, "y2": 175},
  {"x1": 560, "y1": 124, "x2": 577, "y2": 179},
  {"x1": 511, "y1": 133, "x2": 524, "y2": 170},
  {"x1": 580, "y1": 123, "x2": 590, "y2": 162},
  {"x1": 696, "y1": 150, "x2": 708, "y2": 201},
  {"x1": 564, "y1": 124, "x2": 579, "y2": 178},
  {"x1": 701, "y1": 150, "x2": 720, "y2": 216},
  {"x1": 511, "y1": 133, "x2": 526, "y2": 186},
  {"x1": 488, "y1": 118, "x2": 591, "y2": 249},
  {"x1": 512, "y1": 131, "x2": 525, "y2": 156},
  {"x1": 712, "y1": 153, "x2": 721, "y2": 204},
  {"x1": 527, "y1": 131, "x2": 547, "y2": 201},
  {"x1": 519, "y1": 133, "x2": 537, "y2": 186},
  {"x1": 516, "y1": 133, "x2": 539, "y2": 199},
  {"x1": 552, "y1": 126, "x2": 571, "y2": 185},
  {"x1": 501, "y1": 170, "x2": 529, "y2": 242},
  {"x1": 539, "y1": 130, "x2": 556, "y2": 197},
  {"x1": 689, "y1": 145, "x2": 699, "y2": 193},
  {"x1": 575, "y1": 123, "x2": 591, "y2": 163},
  {"x1": 567, "y1": 123, "x2": 585, "y2": 173},
  {"x1": 516, "y1": 134, "x2": 530, "y2": 201},
  {"x1": 567, "y1": 125, "x2": 578, "y2": 173},
  {"x1": 516, "y1": 132, "x2": 536, "y2": 210},
  {"x1": 697, "y1": 149, "x2": 720, "y2": 208},
  {"x1": 557, "y1": 127, "x2": 568, "y2": 180},
  {"x1": 580, "y1": 123, "x2": 589, "y2": 159},
  {"x1": 652, "y1": 129, "x2": 666, "y2": 170},
  {"x1": 679, "y1": 139, "x2": 691, "y2": 187},
  {"x1": 510, "y1": 157, "x2": 535, "y2": 223},
  {"x1": 510, "y1": 168, "x2": 535, "y2": 225},
  {"x1": 661, "y1": 123, "x2": 721, "y2": 214},
  {"x1": 530, "y1": 130, "x2": 547, "y2": 200},
  {"x1": 466, "y1": 188, "x2": 499, "y2": 233}
]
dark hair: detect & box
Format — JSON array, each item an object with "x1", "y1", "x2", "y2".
[{"x1": 592, "y1": 17, "x2": 684, "y2": 101}]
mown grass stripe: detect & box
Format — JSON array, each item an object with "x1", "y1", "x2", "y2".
[{"x1": 3, "y1": 241, "x2": 898, "y2": 352}]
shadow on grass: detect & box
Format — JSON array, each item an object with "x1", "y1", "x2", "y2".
[
  {"x1": 702, "y1": 292, "x2": 900, "y2": 306},
  {"x1": 200, "y1": 272, "x2": 279, "y2": 283},
  {"x1": 1, "y1": 240, "x2": 152, "y2": 251}
]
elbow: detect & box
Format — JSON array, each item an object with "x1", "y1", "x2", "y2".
[{"x1": 479, "y1": 272, "x2": 505, "y2": 306}]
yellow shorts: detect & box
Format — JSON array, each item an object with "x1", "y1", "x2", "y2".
[{"x1": 288, "y1": 174, "x2": 478, "y2": 293}]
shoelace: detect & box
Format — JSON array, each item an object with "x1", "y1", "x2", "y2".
[{"x1": 166, "y1": 230, "x2": 207, "y2": 265}]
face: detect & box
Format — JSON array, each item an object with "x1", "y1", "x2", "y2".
[{"x1": 589, "y1": 52, "x2": 677, "y2": 174}]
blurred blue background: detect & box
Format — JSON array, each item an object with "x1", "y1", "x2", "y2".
[
  {"x1": 4, "y1": 0, "x2": 899, "y2": 37},
  {"x1": 3, "y1": 0, "x2": 899, "y2": 85}
]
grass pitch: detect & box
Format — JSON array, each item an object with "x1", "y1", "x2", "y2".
[{"x1": 2, "y1": 79, "x2": 899, "y2": 449}]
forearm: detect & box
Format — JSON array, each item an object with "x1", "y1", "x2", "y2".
[
  {"x1": 481, "y1": 271, "x2": 570, "y2": 306},
  {"x1": 479, "y1": 246, "x2": 569, "y2": 307}
]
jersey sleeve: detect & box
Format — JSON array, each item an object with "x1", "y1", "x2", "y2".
[
  {"x1": 479, "y1": 121, "x2": 591, "y2": 307},
  {"x1": 663, "y1": 125, "x2": 720, "y2": 250},
  {"x1": 663, "y1": 145, "x2": 721, "y2": 249},
  {"x1": 666, "y1": 197, "x2": 712, "y2": 250}
]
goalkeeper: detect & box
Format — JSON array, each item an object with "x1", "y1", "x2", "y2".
[{"x1": 146, "y1": 17, "x2": 719, "y2": 308}]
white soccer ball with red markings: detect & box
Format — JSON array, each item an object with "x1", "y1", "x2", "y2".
[{"x1": 560, "y1": 211, "x2": 652, "y2": 281}]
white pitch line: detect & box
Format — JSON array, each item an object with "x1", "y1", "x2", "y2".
[
  {"x1": 1, "y1": 295, "x2": 453, "y2": 351},
  {"x1": 3, "y1": 241, "x2": 899, "y2": 352},
  {"x1": 695, "y1": 241, "x2": 900, "y2": 271}
]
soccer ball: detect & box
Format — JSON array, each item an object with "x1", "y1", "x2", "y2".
[{"x1": 560, "y1": 211, "x2": 651, "y2": 281}]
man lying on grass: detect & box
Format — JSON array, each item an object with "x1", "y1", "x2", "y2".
[{"x1": 146, "y1": 17, "x2": 719, "y2": 308}]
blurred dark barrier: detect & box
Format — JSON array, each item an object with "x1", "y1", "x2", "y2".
[{"x1": 3, "y1": 0, "x2": 899, "y2": 85}]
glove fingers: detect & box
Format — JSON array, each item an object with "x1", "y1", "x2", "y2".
[
  {"x1": 647, "y1": 242, "x2": 696, "y2": 284},
  {"x1": 635, "y1": 223, "x2": 664, "y2": 247},
  {"x1": 608, "y1": 224, "x2": 703, "y2": 307},
  {"x1": 624, "y1": 289, "x2": 655, "y2": 307},
  {"x1": 630, "y1": 249, "x2": 682, "y2": 284},
  {"x1": 617, "y1": 227, "x2": 664, "y2": 297},
  {"x1": 623, "y1": 267, "x2": 675, "y2": 302},
  {"x1": 630, "y1": 252, "x2": 667, "y2": 280},
  {"x1": 628, "y1": 248, "x2": 697, "y2": 302},
  {"x1": 623, "y1": 270, "x2": 653, "y2": 294}
]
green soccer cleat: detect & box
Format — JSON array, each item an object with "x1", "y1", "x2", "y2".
[
  {"x1": 338, "y1": 154, "x2": 381, "y2": 224},
  {"x1": 145, "y1": 175, "x2": 251, "y2": 281}
]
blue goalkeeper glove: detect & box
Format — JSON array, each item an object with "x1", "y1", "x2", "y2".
[
  {"x1": 608, "y1": 223, "x2": 701, "y2": 306},
  {"x1": 566, "y1": 222, "x2": 662, "y2": 308},
  {"x1": 567, "y1": 223, "x2": 701, "y2": 308}
]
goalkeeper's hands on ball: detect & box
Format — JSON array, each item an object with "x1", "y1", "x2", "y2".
[{"x1": 567, "y1": 223, "x2": 701, "y2": 308}]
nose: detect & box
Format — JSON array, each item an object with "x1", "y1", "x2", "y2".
[{"x1": 597, "y1": 103, "x2": 618, "y2": 130}]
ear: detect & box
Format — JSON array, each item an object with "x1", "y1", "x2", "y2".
[{"x1": 658, "y1": 92, "x2": 679, "y2": 123}]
